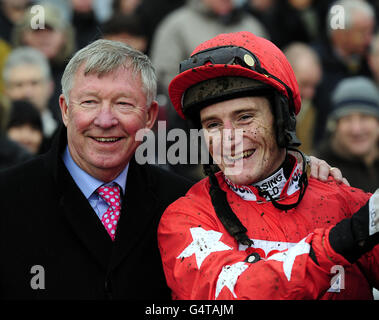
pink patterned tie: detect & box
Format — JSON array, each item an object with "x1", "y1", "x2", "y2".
[{"x1": 97, "y1": 185, "x2": 121, "y2": 241}]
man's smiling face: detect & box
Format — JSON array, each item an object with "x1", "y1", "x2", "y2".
[{"x1": 59, "y1": 64, "x2": 157, "y2": 182}]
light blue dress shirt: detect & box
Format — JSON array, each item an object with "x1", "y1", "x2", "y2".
[{"x1": 62, "y1": 146, "x2": 128, "y2": 220}]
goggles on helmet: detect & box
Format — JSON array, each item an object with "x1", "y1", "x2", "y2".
[
  {"x1": 180, "y1": 46, "x2": 261, "y2": 73},
  {"x1": 179, "y1": 45, "x2": 295, "y2": 112}
]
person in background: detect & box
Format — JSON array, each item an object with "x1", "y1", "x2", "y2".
[
  {"x1": 112, "y1": 0, "x2": 142, "y2": 15},
  {"x1": 135, "y1": 0, "x2": 185, "y2": 55},
  {"x1": 268, "y1": 0, "x2": 322, "y2": 49},
  {"x1": 150, "y1": 0, "x2": 269, "y2": 98},
  {"x1": 368, "y1": 32, "x2": 379, "y2": 87},
  {"x1": 0, "y1": 0, "x2": 30, "y2": 45},
  {"x1": 11, "y1": 2, "x2": 76, "y2": 121},
  {"x1": 312, "y1": 0, "x2": 375, "y2": 147},
  {"x1": 0, "y1": 99, "x2": 32, "y2": 170},
  {"x1": 243, "y1": 0, "x2": 277, "y2": 41},
  {"x1": 2, "y1": 47, "x2": 58, "y2": 143},
  {"x1": 284, "y1": 42, "x2": 322, "y2": 154},
  {"x1": 6, "y1": 99, "x2": 44, "y2": 155},
  {"x1": 101, "y1": 13, "x2": 148, "y2": 53},
  {"x1": 0, "y1": 0, "x2": 31, "y2": 98},
  {"x1": 70, "y1": 0, "x2": 100, "y2": 50},
  {"x1": 316, "y1": 76, "x2": 379, "y2": 193}
]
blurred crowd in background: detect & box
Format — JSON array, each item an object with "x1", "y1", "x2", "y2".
[{"x1": 0, "y1": 0, "x2": 378, "y2": 194}]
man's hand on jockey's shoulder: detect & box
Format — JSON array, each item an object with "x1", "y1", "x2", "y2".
[{"x1": 308, "y1": 155, "x2": 350, "y2": 186}]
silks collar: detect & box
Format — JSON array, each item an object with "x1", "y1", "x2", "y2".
[{"x1": 223, "y1": 154, "x2": 303, "y2": 203}]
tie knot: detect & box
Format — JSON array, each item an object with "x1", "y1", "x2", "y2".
[{"x1": 97, "y1": 184, "x2": 121, "y2": 209}]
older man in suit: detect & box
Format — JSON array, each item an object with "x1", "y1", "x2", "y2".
[{"x1": 0, "y1": 39, "x2": 193, "y2": 299}]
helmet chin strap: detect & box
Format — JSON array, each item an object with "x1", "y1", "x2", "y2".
[
  {"x1": 208, "y1": 171, "x2": 254, "y2": 247},
  {"x1": 207, "y1": 148, "x2": 309, "y2": 246}
]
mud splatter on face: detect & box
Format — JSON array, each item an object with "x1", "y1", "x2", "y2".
[{"x1": 200, "y1": 96, "x2": 286, "y2": 185}]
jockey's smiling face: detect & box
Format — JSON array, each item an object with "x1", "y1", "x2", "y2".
[{"x1": 200, "y1": 96, "x2": 286, "y2": 185}]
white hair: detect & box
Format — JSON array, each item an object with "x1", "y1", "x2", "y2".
[
  {"x1": 61, "y1": 39, "x2": 157, "y2": 106},
  {"x1": 3, "y1": 46, "x2": 51, "y2": 83}
]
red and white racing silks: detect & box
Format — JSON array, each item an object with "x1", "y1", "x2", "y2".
[{"x1": 158, "y1": 156, "x2": 379, "y2": 300}]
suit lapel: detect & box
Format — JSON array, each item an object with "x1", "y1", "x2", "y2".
[
  {"x1": 59, "y1": 161, "x2": 113, "y2": 270},
  {"x1": 109, "y1": 159, "x2": 159, "y2": 271},
  {"x1": 46, "y1": 125, "x2": 113, "y2": 270}
]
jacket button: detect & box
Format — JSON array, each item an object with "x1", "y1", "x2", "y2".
[{"x1": 245, "y1": 252, "x2": 261, "y2": 264}]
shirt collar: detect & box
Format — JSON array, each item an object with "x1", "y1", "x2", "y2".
[{"x1": 62, "y1": 145, "x2": 128, "y2": 199}]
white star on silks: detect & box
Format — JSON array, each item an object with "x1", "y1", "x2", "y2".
[
  {"x1": 215, "y1": 262, "x2": 248, "y2": 299},
  {"x1": 267, "y1": 237, "x2": 310, "y2": 281},
  {"x1": 177, "y1": 227, "x2": 232, "y2": 269}
]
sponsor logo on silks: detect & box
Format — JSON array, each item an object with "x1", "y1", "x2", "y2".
[
  {"x1": 224, "y1": 178, "x2": 257, "y2": 201},
  {"x1": 253, "y1": 168, "x2": 287, "y2": 200},
  {"x1": 287, "y1": 163, "x2": 302, "y2": 196},
  {"x1": 225, "y1": 164, "x2": 303, "y2": 202}
]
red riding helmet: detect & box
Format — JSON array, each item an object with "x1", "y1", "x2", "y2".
[{"x1": 169, "y1": 31, "x2": 301, "y2": 118}]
